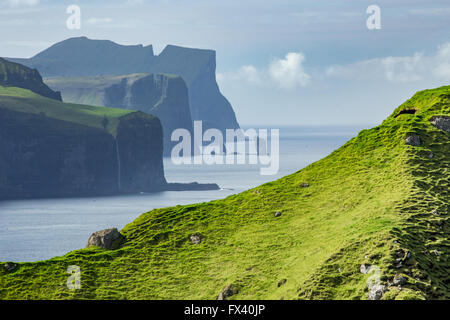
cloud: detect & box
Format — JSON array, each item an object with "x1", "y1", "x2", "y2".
[
  {"x1": 381, "y1": 53, "x2": 424, "y2": 82},
  {"x1": 219, "y1": 52, "x2": 310, "y2": 90},
  {"x1": 326, "y1": 42, "x2": 450, "y2": 83},
  {"x1": 269, "y1": 52, "x2": 310, "y2": 89},
  {"x1": 4, "y1": 0, "x2": 39, "y2": 7},
  {"x1": 86, "y1": 18, "x2": 113, "y2": 25},
  {"x1": 433, "y1": 43, "x2": 450, "y2": 80},
  {"x1": 235, "y1": 65, "x2": 263, "y2": 85}
]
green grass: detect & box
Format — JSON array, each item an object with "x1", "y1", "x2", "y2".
[
  {"x1": 0, "y1": 86, "x2": 135, "y2": 136},
  {"x1": 0, "y1": 86, "x2": 449, "y2": 300}
]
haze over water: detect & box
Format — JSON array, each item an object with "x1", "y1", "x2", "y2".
[{"x1": 0, "y1": 126, "x2": 368, "y2": 262}]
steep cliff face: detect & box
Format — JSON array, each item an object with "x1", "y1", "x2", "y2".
[
  {"x1": 152, "y1": 45, "x2": 239, "y2": 132},
  {"x1": 115, "y1": 112, "x2": 166, "y2": 192},
  {"x1": 46, "y1": 73, "x2": 193, "y2": 156},
  {"x1": 0, "y1": 86, "x2": 166, "y2": 200},
  {"x1": 0, "y1": 107, "x2": 117, "y2": 199},
  {"x1": 0, "y1": 58, "x2": 61, "y2": 101},
  {"x1": 6, "y1": 37, "x2": 239, "y2": 133}
]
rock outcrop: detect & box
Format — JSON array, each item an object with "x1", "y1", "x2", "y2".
[
  {"x1": 430, "y1": 116, "x2": 450, "y2": 133},
  {"x1": 151, "y1": 45, "x2": 239, "y2": 133},
  {"x1": 0, "y1": 58, "x2": 61, "y2": 101},
  {"x1": 217, "y1": 284, "x2": 238, "y2": 300},
  {"x1": 45, "y1": 73, "x2": 193, "y2": 156},
  {"x1": 405, "y1": 135, "x2": 422, "y2": 146},
  {"x1": 86, "y1": 228, "x2": 124, "y2": 250}
]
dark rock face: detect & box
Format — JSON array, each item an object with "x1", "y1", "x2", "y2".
[
  {"x1": 0, "y1": 108, "x2": 166, "y2": 200},
  {"x1": 3, "y1": 262, "x2": 18, "y2": 273},
  {"x1": 165, "y1": 182, "x2": 219, "y2": 191},
  {"x1": 46, "y1": 73, "x2": 193, "y2": 156},
  {"x1": 115, "y1": 112, "x2": 167, "y2": 192},
  {"x1": 7, "y1": 37, "x2": 239, "y2": 133},
  {"x1": 430, "y1": 116, "x2": 450, "y2": 132},
  {"x1": 0, "y1": 58, "x2": 61, "y2": 101},
  {"x1": 0, "y1": 108, "x2": 115, "y2": 199},
  {"x1": 152, "y1": 45, "x2": 240, "y2": 133},
  {"x1": 86, "y1": 228, "x2": 123, "y2": 250},
  {"x1": 217, "y1": 284, "x2": 238, "y2": 300},
  {"x1": 405, "y1": 135, "x2": 422, "y2": 146}
]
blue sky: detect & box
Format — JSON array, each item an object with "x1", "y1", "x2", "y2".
[{"x1": 1, "y1": 0, "x2": 450, "y2": 125}]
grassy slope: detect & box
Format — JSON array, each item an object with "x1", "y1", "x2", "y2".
[
  {"x1": 0, "y1": 86, "x2": 449, "y2": 300},
  {"x1": 0, "y1": 86, "x2": 134, "y2": 136}
]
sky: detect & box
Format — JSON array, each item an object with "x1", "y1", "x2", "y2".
[{"x1": 0, "y1": 0, "x2": 449, "y2": 126}]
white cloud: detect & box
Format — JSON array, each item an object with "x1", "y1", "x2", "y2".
[
  {"x1": 86, "y1": 18, "x2": 113, "y2": 25},
  {"x1": 433, "y1": 43, "x2": 450, "y2": 80},
  {"x1": 236, "y1": 65, "x2": 263, "y2": 85},
  {"x1": 381, "y1": 53, "x2": 424, "y2": 82},
  {"x1": 269, "y1": 52, "x2": 310, "y2": 89},
  {"x1": 326, "y1": 42, "x2": 450, "y2": 83},
  {"x1": 219, "y1": 52, "x2": 310, "y2": 90},
  {"x1": 5, "y1": 0, "x2": 39, "y2": 7}
]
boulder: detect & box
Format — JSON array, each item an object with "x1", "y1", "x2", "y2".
[
  {"x1": 405, "y1": 135, "x2": 421, "y2": 146},
  {"x1": 3, "y1": 262, "x2": 18, "y2": 273},
  {"x1": 189, "y1": 233, "x2": 203, "y2": 245},
  {"x1": 217, "y1": 284, "x2": 238, "y2": 300},
  {"x1": 368, "y1": 284, "x2": 386, "y2": 300},
  {"x1": 430, "y1": 116, "x2": 450, "y2": 132},
  {"x1": 360, "y1": 264, "x2": 372, "y2": 274},
  {"x1": 86, "y1": 228, "x2": 123, "y2": 250},
  {"x1": 300, "y1": 183, "x2": 310, "y2": 188}
]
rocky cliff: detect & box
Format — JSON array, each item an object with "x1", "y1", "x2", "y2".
[
  {"x1": 151, "y1": 45, "x2": 239, "y2": 133},
  {"x1": 45, "y1": 73, "x2": 193, "y2": 156},
  {"x1": 0, "y1": 86, "x2": 166, "y2": 200},
  {"x1": 6, "y1": 36, "x2": 239, "y2": 133},
  {"x1": 0, "y1": 58, "x2": 61, "y2": 101}
]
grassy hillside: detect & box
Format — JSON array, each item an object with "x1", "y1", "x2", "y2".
[
  {"x1": 0, "y1": 58, "x2": 61, "y2": 101},
  {"x1": 0, "y1": 86, "x2": 448, "y2": 300},
  {"x1": 0, "y1": 86, "x2": 134, "y2": 136}
]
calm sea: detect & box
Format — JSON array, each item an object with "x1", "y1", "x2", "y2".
[{"x1": 0, "y1": 126, "x2": 369, "y2": 262}]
